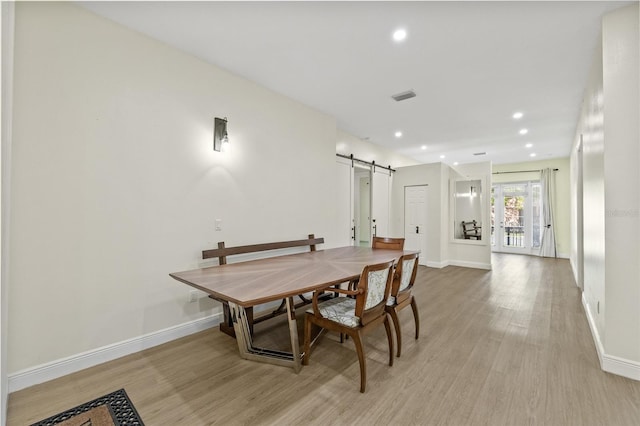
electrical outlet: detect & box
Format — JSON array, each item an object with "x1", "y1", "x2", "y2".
[{"x1": 188, "y1": 290, "x2": 199, "y2": 303}]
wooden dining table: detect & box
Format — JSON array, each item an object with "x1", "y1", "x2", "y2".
[{"x1": 169, "y1": 245, "x2": 416, "y2": 372}]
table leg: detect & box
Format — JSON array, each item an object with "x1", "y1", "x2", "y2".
[
  {"x1": 228, "y1": 300, "x2": 302, "y2": 373},
  {"x1": 285, "y1": 297, "x2": 303, "y2": 372}
]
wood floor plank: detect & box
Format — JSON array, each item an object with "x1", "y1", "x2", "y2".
[{"x1": 7, "y1": 254, "x2": 640, "y2": 425}]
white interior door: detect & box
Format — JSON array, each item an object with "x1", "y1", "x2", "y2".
[
  {"x1": 405, "y1": 185, "x2": 428, "y2": 265},
  {"x1": 371, "y1": 168, "x2": 391, "y2": 239},
  {"x1": 335, "y1": 158, "x2": 355, "y2": 246}
]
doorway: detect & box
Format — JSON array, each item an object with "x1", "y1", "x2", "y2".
[
  {"x1": 491, "y1": 182, "x2": 542, "y2": 254},
  {"x1": 354, "y1": 167, "x2": 371, "y2": 246}
]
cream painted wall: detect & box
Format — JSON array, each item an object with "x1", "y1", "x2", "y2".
[
  {"x1": 570, "y1": 3, "x2": 639, "y2": 372},
  {"x1": 1, "y1": 1, "x2": 15, "y2": 420},
  {"x1": 493, "y1": 158, "x2": 571, "y2": 258},
  {"x1": 8, "y1": 2, "x2": 345, "y2": 373}
]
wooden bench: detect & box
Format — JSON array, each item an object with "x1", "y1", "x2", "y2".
[{"x1": 202, "y1": 234, "x2": 324, "y2": 338}]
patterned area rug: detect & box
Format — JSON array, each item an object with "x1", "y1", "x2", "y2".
[{"x1": 30, "y1": 388, "x2": 144, "y2": 426}]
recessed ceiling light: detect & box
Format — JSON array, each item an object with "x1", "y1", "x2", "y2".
[
  {"x1": 440, "y1": 155, "x2": 445, "y2": 159},
  {"x1": 530, "y1": 153, "x2": 537, "y2": 157},
  {"x1": 393, "y1": 29, "x2": 407, "y2": 42},
  {"x1": 525, "y1": 143, "x2": 533, "y2": 148},
  {"x1": 453, "y1": 162, "x2": 459, "y2": 166},
  {"x1": 395, "y1": 131, "x2": 402, "y2": 138},
  {"x1": 421, "y1": 145, "x2": 427, "y2": 150},
  {"x1": 519, "y1": 129, "x2": 529, "y2": 135},
  {"x1": 513, "y1": 112, "x2": 524, "y2": 119}
]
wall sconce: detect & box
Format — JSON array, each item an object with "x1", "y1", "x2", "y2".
[{"x1": 213, "y1": 117, "x2": 229, "y2": 152}]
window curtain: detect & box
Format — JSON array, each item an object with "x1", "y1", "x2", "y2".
[{"x1": 539, "y1": 168, "x2": 557, "y2": 257}]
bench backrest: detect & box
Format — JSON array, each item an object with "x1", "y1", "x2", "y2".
[{"x1": 202, "y1": 234, "x2": 324, "y2": 265}]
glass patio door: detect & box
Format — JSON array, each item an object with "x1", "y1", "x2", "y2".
[{"x1": 491, "y1": 182, "x2": 542, "y2": 254}]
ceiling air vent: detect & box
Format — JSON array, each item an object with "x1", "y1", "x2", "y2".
[
  {"x1": 391, "y1": 90, "x2": 417, "y2": 102},
  {"x1": 473, "y1": 152, "x2": 487, "y2": 156}
]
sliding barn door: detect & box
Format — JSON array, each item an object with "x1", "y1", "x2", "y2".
[
  {"x1": 335, "y1": 158, "x2": 355, "y2": 246},
  {"x1": 371, "y1": 168, "x2": 391, "y2": 240}
]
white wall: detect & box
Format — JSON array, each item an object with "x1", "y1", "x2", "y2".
[
  {"x1": 575, "y1": 41, "x2": 607, "y2": 341},
  {"x1": 601, "y1": 4, "x2": 639, "y2": 363},
  {"x1": 447, "y1": 162, "x2": 492, "y2": 269},
  {"x1": 570, "y1": 3, "x2": 639, "y2": 379},
  {"x1": 493, "y1": 158, "x2": 571, "y2": 258},
  {"x1": 390, "y1": 161, "x2": 491, "y2": 270},
  {"x1": 337, "y1": 130, "x2": 419, "y2": 169},
  {"x1": 8, "y1": 2, "x2": 345, "y2": 377},
  {"x1": 390, "y1": 163, "x2": 444, "y2": 267}
]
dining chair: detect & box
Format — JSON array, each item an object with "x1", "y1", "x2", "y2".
[
  {"x1": 345, "y1": 236, "x2": 405, "y2": 292},
  {"x1": 303, "y1": 260, "x2": 395, "y2": 393},
  {"x1": 385, "y1": 252, "x2": 420, "y2": 357},
  {"x1": 372, "y1": 236, "x2": 405, "y2": 250}
]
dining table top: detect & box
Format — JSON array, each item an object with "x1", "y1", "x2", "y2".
[{"x1": 169, "y1": 245, "x2": 416, "y2": 307}]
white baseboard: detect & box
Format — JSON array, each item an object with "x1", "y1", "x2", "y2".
[
  {"x1": 582, "y1": 294, "x2": 605, "y2": 366},
  {"x1": 426, "y1": 260, "x2": 448, "y2": 269},
  {"x1": 446, "y1": 260, "x2": 492, "y2": 270},
  {"x1": 582, "y1": 294, "x2": 640, "y2": 381},
  {"x1": 602, "y1": 354, "x2": 640, "y2": 380},
  {"x1": 8, "y1": 314, "x2": 221, "y2": 393}
]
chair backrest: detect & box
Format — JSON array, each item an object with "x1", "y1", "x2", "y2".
[
  {"x1": 391, "y1": 252, "x2": 419, "y2": 303},
  {"x1": 372, "y1": 236, "x2": 405, "y2": 250},
  {"x1": 461, "y1": 221, "x2": 481, "y2": 239},
  {"x1": 355, "y1": 260, "x2": 395, "y2": 325}
]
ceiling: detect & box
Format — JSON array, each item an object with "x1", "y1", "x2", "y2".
[{"x1": 79, "y1": 1, "x2": 631, "y2": 165}]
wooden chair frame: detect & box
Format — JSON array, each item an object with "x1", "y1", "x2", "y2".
[
  {"x1": 303, "y1": 260, "x2": 395, "y2": 393},
  {"x1": 386, "y1": 252, "x2": 420, "y2": 357}
]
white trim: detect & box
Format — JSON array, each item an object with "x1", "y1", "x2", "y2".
[
  {"x1": 447, "y1": 260, "x2": 492, "y2": 270},
  {"x1": 582, "y1": 294, "x2": 605, "y2": 366},
  {"x1": 8, "y1": 314, "x2": 221, "y2": 393},
  {"x1": 426, "y1": 260, "x2": 449, "y2": 269},
  {"x1": 602, "y1": 354, "x2": 640, "y2": 381},
  {"x1": 582, "y1": 294, "x2": 640, "y2": 381}
]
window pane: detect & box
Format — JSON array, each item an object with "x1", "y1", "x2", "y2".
[
  {"x1": 503, "y1": 195, "x2": 525, "y2": 247},
  {"x1": 532, "y1": 183, "x2": 541, "y2": 248}
]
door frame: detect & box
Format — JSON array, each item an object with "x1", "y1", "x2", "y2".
[{"x1": 491, "y1": 181, "x2": 542, "y2": 255}]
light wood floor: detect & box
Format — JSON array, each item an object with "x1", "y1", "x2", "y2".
[{"x1": 8, "y1": 254, "x2": 640, "y2": 425}]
